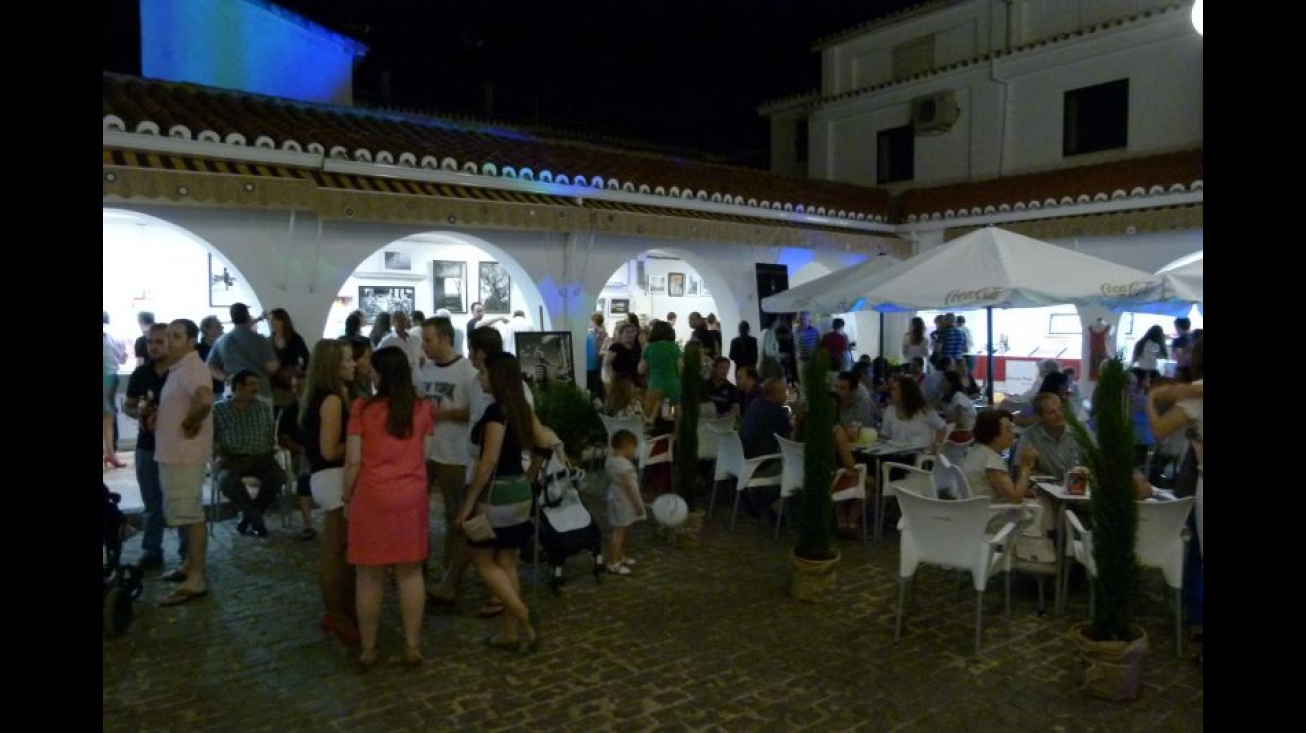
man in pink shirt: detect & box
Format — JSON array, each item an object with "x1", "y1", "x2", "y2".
[{"x1": 155, "y1": 319, "x2": 215, "y2": 605}]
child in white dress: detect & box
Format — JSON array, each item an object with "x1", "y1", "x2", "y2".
[{"x1": 604, "y1": 429, "x2": 647, "y2": 575}]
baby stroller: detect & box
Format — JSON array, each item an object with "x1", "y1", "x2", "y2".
[
  {"x1": 532, "y1": 443, "x2": 605, "y2": 597},
  {"x1": 103, "y1": 484, "x2": 144, "y2": 637}
]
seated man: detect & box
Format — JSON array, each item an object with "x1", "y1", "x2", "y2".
[
  {"x1": 737, "y1": 377, "x2": 793, "y2": 519},
  {"x1": 1013, "y1": 392, "x2": 1084, "y2": 479},
  {"x1": 832, "y1": 371, "x2": 874, "y2": 431},
  {"x1": 703, "y1": 356, "x2": 741, "y2": 419},
  {"x1": 212, "y1": 369, "x2": 286, "y2": 537},
  {"x1": 735, "y1": 364, "x2": 762, "y2": 417}
]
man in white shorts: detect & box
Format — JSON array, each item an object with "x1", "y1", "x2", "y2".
[{"x1": 155, "y1": 319, "x2": 214, "y2": 606}]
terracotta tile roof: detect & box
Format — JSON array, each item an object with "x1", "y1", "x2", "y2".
[
  {"x1": 102, "y1": 73, "x2": 893, "y2": 224},
  {"x1": 897, "y1": 149, "x2": 1202, "y2": 222}
]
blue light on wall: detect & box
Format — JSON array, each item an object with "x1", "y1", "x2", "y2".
[{"x1": 140, "y1": 0, "x2": 366, "y2": 106}]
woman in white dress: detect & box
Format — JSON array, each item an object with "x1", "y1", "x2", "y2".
[
  {"x1": 880, "y1": 375, "x2": 947, "y2": 451},
  {"x1": 901, "y1": 317, "x2": 930, "y2": 364}
]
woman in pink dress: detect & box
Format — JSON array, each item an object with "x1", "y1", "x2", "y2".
[{"x1": 343, "y1": 346, "x2": 435, "y2": 669}]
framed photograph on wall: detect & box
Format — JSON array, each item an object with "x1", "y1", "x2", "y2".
[
  {"x1": 686, "y1": 277, "x2": 701, "y2": 296},
  {"x1": 479, "y1": 261, "x2": 511, "y2": 314},
  {"x1": 384, "y1": 251, "x2": 412, "y2": 271},
  {"x1": 648, "y1": 274, "x2": 667, "y2": 294},
  {"x1": 668, "y1": 272, "x2": 686, "y2": 297},
  {"x1": 609, "y1": 298, "x2": 630, "y2": 315},
  {"x1": 358, "y1": 286, "x2": 415, "y2": 323},
  {"x1": 208, "y1": 253, "x2": 239, "y2": 308},
  {"x1": 431, "y1": 261, "x2": 467, "y2": 313},
  {"x1": 516, "y1": 331, "x2": 576, "y2": 386}
]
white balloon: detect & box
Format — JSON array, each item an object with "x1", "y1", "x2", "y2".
[{"x1": 651, "y1": 494, "x2": 689, "y2": 528}]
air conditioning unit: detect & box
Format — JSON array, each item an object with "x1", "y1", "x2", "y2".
[{"x1": 911, "y1": 91, "x2": 959, "y2": 135}]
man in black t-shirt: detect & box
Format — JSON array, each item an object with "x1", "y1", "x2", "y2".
[
  {"x1": 133, "y1": 311, "x2": 155, "y2": 366},
  {"x1": 124, "y1": 323, "x2": 188, "y2": 568},
  {"x1": 702, "y1": 357, "x2": 741, "y2": 418}
]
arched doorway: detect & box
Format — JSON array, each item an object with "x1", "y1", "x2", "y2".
[
  {"x1": 595, "y1": 248, "x2": 737, "y2": 345},
  {"x1": 325, "y1": 231, "x2": 553, "y2": 355}
]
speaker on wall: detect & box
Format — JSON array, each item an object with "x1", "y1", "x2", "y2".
[{"x1": 755, "y1": 263, "x2": 789, "y2": 330}]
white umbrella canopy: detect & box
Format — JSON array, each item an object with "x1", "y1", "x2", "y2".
[
  {"x1": 1111, "y1": 252, "x2": 1202, "y2": 316},
  {"x1": 759, "y1": 254, "x2": 900, "y2": 313},
  {"x1": 855, "y1": 226, "x2": 1165, "y2": 312}
]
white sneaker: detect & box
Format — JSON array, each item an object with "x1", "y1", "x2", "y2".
[
  {"x1": 606, "y1": 563, "x2": 632, "y2": 576},
  {"x1": 621, "y1": 557, "x2": 637, "y2": 567}
]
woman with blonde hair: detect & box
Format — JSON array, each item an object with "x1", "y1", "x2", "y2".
[
  {"x1": 299, "y1": 338, "x2": 359, "y2": 647},
  {"x1": 345, "y1": 346, "x2": 436, "y2": 668}
]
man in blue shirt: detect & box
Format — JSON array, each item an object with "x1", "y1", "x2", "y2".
[{"x1": 586, "y1": 313, "x2": 607, "y2": 402}]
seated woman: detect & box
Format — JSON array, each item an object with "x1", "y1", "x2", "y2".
[
  {"x1": 604, "y1": 373, "x2": 647, "y2": 423},
  {"x1": 880, "y1": 375, "x2": 947, "y2": 452},
  {"x1": 961, "y1": 409, "x2": 1054, "y2": 543},
  {"x1": 939, "y1": 371, "x2": 977, "y2": 442}
]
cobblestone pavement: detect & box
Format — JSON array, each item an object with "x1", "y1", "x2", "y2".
[{"x1": 103, "y1": 468, "x2": 1203, "y2": 732}]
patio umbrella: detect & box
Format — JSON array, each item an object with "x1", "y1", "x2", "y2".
[
  {"x1": 759, "y1": 254, "x2": 902, "y2": 359},
  {"x1": 1115, "y1": 254, "x2": 1202, "y2": 316},
  {"x1": 850, "y1": 226, "x2": 1164, "y2": 401}
]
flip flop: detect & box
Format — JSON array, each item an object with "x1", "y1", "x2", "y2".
[
  {"x1": 159, "y1": 587, "x2": 208, "y2": 607},
  {"x1": 160, "y1": 569, "x2": 188, "y2": 583},
  {"x1": 476, "y1": 602, "x2": 505, "y2": 617}
]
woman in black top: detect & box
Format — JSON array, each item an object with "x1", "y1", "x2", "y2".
[
  {"x1": 457, "y1": 352, "x2": 552, "y2": 653},
  {"x1": 268, "y1": 308, "x2": 311, "y2": 408},
  {"x1": 605, "y1": 322, "x2": 643, "y2": 388},
  {"x1": 300, "y1": 338, "x2": 359, "y2": 647}
]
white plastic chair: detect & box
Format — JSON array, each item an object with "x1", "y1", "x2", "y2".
[
  {"x1": 894, "y1": 491, "x2": 1017, "y2": 656},
  {"x1": 832, "y1": 464, "x2": 870, "y2": 543},
  {"x1": 707, "y1": 427, "x2": 783, "y2": 530},
  {"x1": 1061, "y1": 496, "x2": 1195, "y2": 656},
  {"x1": 774, "y1": 435, "x2": 805, "y2": 540},
  {"x1": 697, "y1": 416, "x2": 735, "y2": 464},
  {"x1": 599, "y1": 414, "x2": 648, "y2": 467},
  {"x1": 939, "y1": 438, "x2": 972, "y2": 468},
  {"x1": 875, "y1": 455, "x2": 935, "y2": 543}
]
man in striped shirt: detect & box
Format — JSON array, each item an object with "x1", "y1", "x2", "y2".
[{"x1": 794, "y1": 311, "x2": 821, "y2": 388}]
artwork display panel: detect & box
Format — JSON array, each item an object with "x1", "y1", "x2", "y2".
[
  {"x1": 384, "y1": 251, "x2": 412, "y2": 271},
  {"x1": 516, "y1": 331, "x2": 576, "y2": 386},
  {"x1": 668, "y1": 272, "x2": 686, "y2": 297},
  {"x1": 609, "y1": 298, "x2": 630, "y2": 315},
  {"x1": 431, "y1": 261, "x2": 467, "y2": 313},
  {"x1": 358, "y1": 286, "x2": 416, "y2": 322},
  {"x1": 209, "y1": 253, "x2": 239, "y2": 308},
  {"x1": 479, "y1": 262, "x2": 511, "y2": 314}
]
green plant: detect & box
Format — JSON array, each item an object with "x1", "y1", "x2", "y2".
[
  {"x1": 1066, "y1": 355, "x2": 1139, "y2": 643},
  {"x1": 532, "y1": 380, "x2": 604, "y2": 462},
  {"x1": 794, "y1": 349, "x2": 837, "y2": 561},
  {"x1": 674, "y1": 341, "x2": 703, "y2": 509}
]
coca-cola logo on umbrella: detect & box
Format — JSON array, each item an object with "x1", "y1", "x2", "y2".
[
  {"x1": 944, "y1": 287, "x2": 1007, "y2": 305},
  {"x1": 1099, "y1": 281, "x2": 1154, "y2": 298}
]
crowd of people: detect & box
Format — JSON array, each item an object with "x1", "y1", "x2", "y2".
[{"x1": 104, "y1": 297, "x2": 1204, "y2": 666}]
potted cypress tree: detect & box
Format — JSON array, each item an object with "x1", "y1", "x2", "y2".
[
  {"x1": 790, "y1": 348, "x2": 840, "y2": 602},
  {"x1": 670, "y1": 341, "x2": 706, "y2": 548},
  {"x1": 1064, "y1": 355, "x2": 1149, "y2": 700}
]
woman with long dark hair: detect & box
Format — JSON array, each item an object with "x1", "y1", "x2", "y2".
[
  {"x1": 367, "y1": 312, "x2": 392, "y2": 349},
  {"x1": 1131, "y1": 324, "x2": 1169, "y2": 383},
  {"x1": 456, "y1": 352, "x2": 551, "y2": 653},
  {"x1": 300, "y1": 339, "x2": 358, "y2": 647},
  {"x1": 268, "y1": 308, "x2": 311, "y2": 409},
  {"x1": 902, "y1": 316, "x2": 930, "y2": 363},
  {"x1": 343, "y1": 346, "x2": 436, "y2": 669},
  {"x1": 880, "y1": 375, "x2": 947, "y2": 451}
]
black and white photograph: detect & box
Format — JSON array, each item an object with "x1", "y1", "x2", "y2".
[
  {"x1": 668, "y1": 272, "x2": 686, "y2": 297},
  {"x1": 478, "y1": 261, "x2": 511, "y2": 314},
  {"x1": 516, "y1": 331, "x2": 576, "y2": 386},
  {"x1": 358, "y1": 286, "x2": 416, "y2": 322},
  {"x1": 609, "y1": 298, "x2": 630, "y2": 315},
  {"x1": 687, "y1": 276, "x2": 701, "y2": 296},
  {"x1": 648, "y1": 274, "x2": 667, "y2": 294},
  {"x1": 431, "y1": 260, "x2": 467, "y2": 313},
  {"x1": 208, "y1": 253, "x2": 239, "y2": 308},
  {"x1": 383, "y1": 250, "x2": 412, "y2": 271}
]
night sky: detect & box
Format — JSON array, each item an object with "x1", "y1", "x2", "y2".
[{"x1": 106, "y1": 0, "x2": 922, "y2": 168}]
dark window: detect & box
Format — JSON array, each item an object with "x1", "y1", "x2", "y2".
[
  {"x1": 794, "y1": 119, "x2": 809, "y2": 164},
  {"x1": 1064, "y1": 79, "x2": 1128, "y2": 157},
  {"x1": 877, "y1": 125, "x2": 914, "y2": 184}
]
